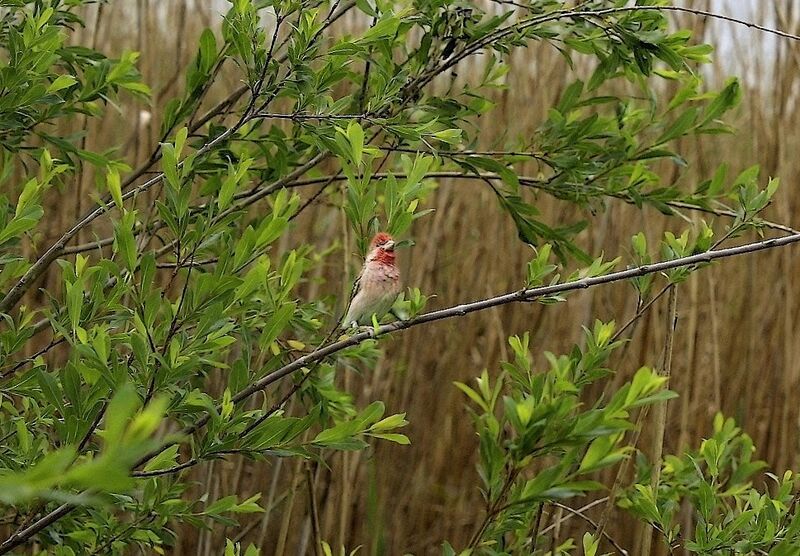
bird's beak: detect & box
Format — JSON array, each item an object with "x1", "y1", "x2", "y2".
[{"x1": 384, "y1": 240, "x2": 395, "y2": 251}]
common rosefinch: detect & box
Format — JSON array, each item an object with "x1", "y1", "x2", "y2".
[{"x1": 342, "y1": 232, "x2": 402, "y2": 328}]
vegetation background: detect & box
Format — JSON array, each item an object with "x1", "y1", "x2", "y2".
[{"x1": 9, "y1": 0, "x2": 800, "y2": 554}]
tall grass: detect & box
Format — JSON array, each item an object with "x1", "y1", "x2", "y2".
[{"x1": 39, "y1": 1, "x2": 800, "y2": 553}]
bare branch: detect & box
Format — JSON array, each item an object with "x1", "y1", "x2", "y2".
[
  {"x1": 445, "y1": 6, "x2": 800, "y2": 83},
  {"x1": 274, "y1": 171, "x2": 800, "y2": 235},
  {"x1": 548, "y1": 501, "x2": 630, "y2": 555}
]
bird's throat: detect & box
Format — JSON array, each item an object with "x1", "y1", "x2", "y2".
[{"x1": 373, "y1": 249, "x2": 396, "y2": 266}]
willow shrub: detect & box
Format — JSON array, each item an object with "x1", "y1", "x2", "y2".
[{"x1": 0, "y1": 0, "x2": 798, "y2": 554}]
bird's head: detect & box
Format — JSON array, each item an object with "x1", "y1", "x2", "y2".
[
  {"x1": 370, "y1": 232, "x2": 395, "y2": 252},
  {"x1": 368, "y1": 232, "x2": 396, "y2": 265}
]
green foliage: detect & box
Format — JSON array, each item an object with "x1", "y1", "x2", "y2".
[
  {"x1": 0, "y1": 0, "x2": 796, "y2": 553},
  {"x1": 452, "y1": 338, "x2": 800, "y2": 555},
  {"x1": 454, "y1": 323, "x2": 676, "y2": 553},
  {"x1": 0, "y1": 383, "x2": 166, "y2": 502},
  {"x1": 620, "y1": 414, "x2": 800, "y2": 554}
]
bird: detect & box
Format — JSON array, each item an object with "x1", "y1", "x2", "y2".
[{"x1": 341, "y1": 232, "x2": 402, "y2": 328}]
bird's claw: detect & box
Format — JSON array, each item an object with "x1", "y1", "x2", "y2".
[{"x1": 338, "y1": 323, "x2": 376, "y2": 339}]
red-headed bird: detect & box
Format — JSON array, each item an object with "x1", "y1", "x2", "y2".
[{"x1": 342, "y1": 232, "x2": 402, "y2": 328}]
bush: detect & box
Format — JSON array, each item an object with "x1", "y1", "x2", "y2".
[{"x1": 0, "y1": 0, "x2": 798, "y2": 554}]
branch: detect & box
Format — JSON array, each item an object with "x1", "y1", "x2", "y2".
[
  {"x1": 238, "y1": 231, "x2": 800, "y2": 400},
  {"x1": 255, "y1": 111, "x2": 388, "y2": 124},
  {"x1": 0, "y1": 503, "x2": 79, "y2": 554},
  {"x1": 378, "y1": 146, "x2": 555, "y2": 166},
  {"x1": 131, "y1": 458, "x2": 199, "y2": 479},
  {"x1": 541, "y1": 496, "x2": 609, "y2": 536},
  {"x1": 548, "y1": 501, "x2": 630, "y2": 555},
  {"x1": 455, "y1": 5, "x2": 800, "y2": 76},
  {"x1": 56, "y1": 169, "x2": 800, "y2": 259},
  {"x1": 7, "y1": 231, "x2": 800, "y2": 550},
  {"x1": 274, "y1": 171, "x2": 800, "y2": 235}
]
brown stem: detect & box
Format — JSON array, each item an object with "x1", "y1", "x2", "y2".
[
  {"x1": 640, "y1": 286, "x2": 678, "y2": 555},
  {"x1": 305, "y1": 462, "x2": 322, "y2": 556},
  {"x1": 467, "y1": 468, "x2": 519, "y2": 549},
  {"x1": 549, "y1": 501, "x2": 630, "y2": 555}
]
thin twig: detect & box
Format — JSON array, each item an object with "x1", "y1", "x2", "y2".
[
  {"x1": 0, "y1": 336, "x2": 66, "y2": 379},
  {"x1": 541, "y1": 497, "x2": 609, "y2": 536},
  {"x1": 467, "y1": 468, "x2": 519, "y2": 549},
  {"x1": 424, "y1": 5, "x2": 800, "y2": 94},
  {"x1": 267, "y1": 171, "x2": 800, "y2": 235},
  {"x1": 549, "y1": 501, "x2": 630, "y2": 555},
  {"x1": 55, "y1": 170, "x2": 800, "y2": 259},
  {"x1": 78, "y1": 400, "x2": 109, "y2": 453},
  {"x1": 131, "y1": 458, "x2": 199, "y2": 479},
  {"x1": 380, "y1": 145, "x2": 555, "y2": 166},
  {"x1": 529, "y1": 503, "x2": 545, "y2": 553},
  {"x1": 255, "y1": 111, "x2": 388, "y2": 124}
]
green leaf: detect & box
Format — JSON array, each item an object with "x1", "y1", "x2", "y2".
[
  {"x1": 65, "y1": 279, "x2": 83, "y2": 333},
  {"x1": 162, "y1": 143, "x2": 180, "y2": 190},
  {"x1": 656, "y1": 108, "x2": 698, "y2": 144},
  {"x1": 103, "y1": 383, "x2": 140, "y2": 445},
  {"x1": 142, "y1": 444, "x2": 180, "y2": 473},
  {"x1": 199, "y1": 28, "x2": 217, "y2": 72},
  {"x1": 174, "y1": 127, "x2": 189, "y2": 158},
  {"x1": 454, "y1": 381, "x2": 489, "y2": 412},
  {"x1": 346, "y1": 120, "x2": 365, "y2": 165},
  {"x1": 219, "y1": 164, "x2": 238, "y2": 209},
  {"x1": 107, "y1": 168, "x2": 123, "y2": 209},
  {"x1": 113, "y1": 210, "x2": 138, "y2": 270},
  {"x1": 359, "y1": 16, "x2": 400, "y2": 44},
  {"x1": 47, "y1": 74, "x2": 77, "y2": 94},
  {"x1": 699, "y1": 78, "x2": 740, "y2": 128},
  {"x1": 582, "y1": 533, "x2": 599, "y2": 556},
  {"x1": 358, "y1": 401, "x2": 385, "y2": 428},
  {"x1": 0, "y1": 209, "x2": 43, "y2": 246},
  {"x1": 432, "y1": 129, "x2": 462, "y2": 145},
  {"x1": 259, "y1": 302, "x2": 296, "y2": 348},
  {"x1": 369, "y1": 413, "x2": 408, "y2": 432},
  {"x1": 369, "y1": 433, "x2": 410, "y2": 445},
  {"x1": 579, "y1": 435, "x2": 628, "y2": 473},
  {"x1": 16, "y1": 178, "x2": 41, "y2": 216},
  {"x1": 37, "y1": 370, "x2": 64, "y2": 415}
]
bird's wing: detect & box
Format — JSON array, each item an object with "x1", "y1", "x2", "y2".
[{"x1": 340, "y1": 267, "x2": 364, "y2": 327}]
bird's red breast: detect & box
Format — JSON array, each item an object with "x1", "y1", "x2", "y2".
[{"x1": 373, "y1": 248, "x2": 396, "y2": 266}]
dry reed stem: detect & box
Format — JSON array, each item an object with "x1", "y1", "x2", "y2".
[{"x1": 640, "y1": 286, "x2": 678, "y2": 555}]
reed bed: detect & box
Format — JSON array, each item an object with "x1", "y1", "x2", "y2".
[{"x1": 35, "y1": 1, "x2": 800, "y2": 554}]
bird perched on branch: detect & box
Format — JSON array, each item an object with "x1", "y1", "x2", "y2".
[{"x1": 342, "y1": 232, "x2": 402, "y2": 328}]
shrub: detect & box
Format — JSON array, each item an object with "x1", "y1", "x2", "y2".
[{"x1": 0, "y1": 0, "x2": 797, "y2": 554}]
